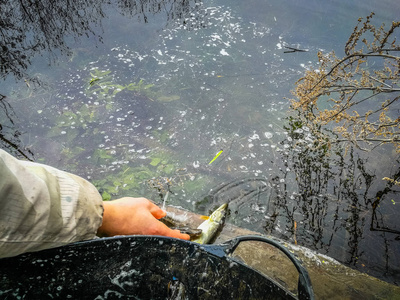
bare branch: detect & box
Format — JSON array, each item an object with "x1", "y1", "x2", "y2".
[{"x1": 290, "y1": 14, "x2": 400, "y2": 153}]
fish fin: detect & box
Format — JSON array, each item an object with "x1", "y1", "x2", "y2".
[{"x1": 199, "y1": 215, "x2": 209, "y2": 220}]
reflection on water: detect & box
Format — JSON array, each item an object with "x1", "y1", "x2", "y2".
[
  {"x1": 0, "y1": 0, "x2": 399, "y2": 287},
  {"x1": 0, "y1": 94, "x2": 33, "y2": 159},
  {"x1": 0, "y1": 0, "x2": 201, "y2": 82}
]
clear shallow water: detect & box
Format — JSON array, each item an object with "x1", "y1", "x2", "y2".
[{"x1": 1, "y1": 0, "x2": 399, "y2": 287}]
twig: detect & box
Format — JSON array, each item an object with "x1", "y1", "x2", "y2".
[{"x1": 284, "y1": 46, "x2": 309, "y2": 53}]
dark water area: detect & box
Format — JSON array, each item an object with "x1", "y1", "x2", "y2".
[{"x1": 1, "y1": 0, "x2": 399, "y2": 289}]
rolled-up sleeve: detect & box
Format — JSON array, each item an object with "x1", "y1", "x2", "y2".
[{"x1": 0, "y1": 149, "x2": 104, "y2": 258}]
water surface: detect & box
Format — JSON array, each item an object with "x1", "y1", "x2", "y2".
[{"x1": 1, "y1": 0, "x2": 399, "y2": 287}]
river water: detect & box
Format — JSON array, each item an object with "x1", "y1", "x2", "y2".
[{"x1": 1, "y1": 0, "x2": 399, "y2": 288}]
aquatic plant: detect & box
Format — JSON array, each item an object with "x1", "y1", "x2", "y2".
[
  {"x1": 85, "y1": 68, "x2": 156, "y2": 107},
  {"x1": 93, "y1": 166, "x2": 154, "y2": 200},
  {"x1": 93, "y1": 161, "x2": 200, "y2": 202}
]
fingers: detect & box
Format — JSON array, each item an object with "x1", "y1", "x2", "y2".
[
  {"x1": 146, "y1": 201, "x2": 190, "y2": 240},
  {"x1": 152, "y1": 221, "x2": 190, "y2": 241},
  {"x1": 105, "y1": 197, "x2": 190, "y2": 241},
  {"x1": 148, "y1": 202, "x2": 167, "y2": 219},
  {"x1": 167, "y1": 229, "x2": 191, "y2": 241}
]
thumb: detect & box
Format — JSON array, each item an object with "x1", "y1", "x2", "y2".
[{"x1": 149, "y1": 203, "x2": 167, "y2": 219}]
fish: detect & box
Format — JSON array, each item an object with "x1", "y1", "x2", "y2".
[{"x1": 191, "y1": 203, "x2": 228, "y2": 244}]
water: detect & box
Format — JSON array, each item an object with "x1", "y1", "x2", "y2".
[{"x1": 1, "y1": 0, "x2": 399, "y2": 287}]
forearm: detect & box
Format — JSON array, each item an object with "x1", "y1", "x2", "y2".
[
  {"x1": 0, "y1": 149, "x2": 188, "y2": 259},
  {"x1": 0, "y1": 149, "x2": 103, "y2": 258}
]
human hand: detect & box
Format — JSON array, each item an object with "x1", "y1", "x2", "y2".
[{"x1": 97, "y1": 197, "x2": 190, "y2": 240}]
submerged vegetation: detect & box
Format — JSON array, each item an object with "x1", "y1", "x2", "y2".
[{"x1": 86, "y1": 69, "x2": 156, "y2": 104}]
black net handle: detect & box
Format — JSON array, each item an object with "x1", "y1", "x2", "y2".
[{"x1": 219, "y1": 235, "x2": 315, "y2": 300}]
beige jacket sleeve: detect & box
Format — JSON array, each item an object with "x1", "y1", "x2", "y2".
[{"x1": 0, "y1": 149, "x2": 104, "y2": 258}]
